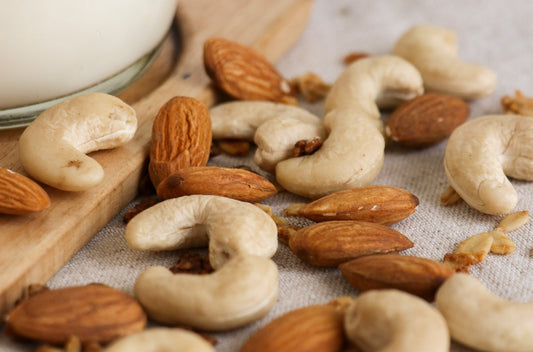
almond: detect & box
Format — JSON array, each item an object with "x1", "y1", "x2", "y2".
[
  {"x1": 0, "y1": 167, "x2": 50, "y2": 215},
  {"x1": 284, "y1": 185, "x2": 419, "y2": 225},
  {"x1": 6, "y1": 283, "x2": 146, "y2": 344},
  {"x1": 385, "y1": 93, "x2": 469, "y2": 147},
  {"x1": 149, "y1": 96, "x2": 212, "y2": 187},
  {"x1": 203, "y1": 37, "x2": 296, "y2": 104},
  {"x1": 156, "y1": 166, "x2": 277, "y2": 202},
  {"x1": 339, "y1": 254, "x2": 454, "y2": 302},
  {"x1": 240, "y1": 303, "x2": 345, "y2": 352},
  {"x1": 287, "y1": 220, "x2": 414, "y2": 266}
]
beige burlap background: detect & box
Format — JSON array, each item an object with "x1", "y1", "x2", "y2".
[{"x1": 2, "y1": 0, "x2": 533, "y2": 351}]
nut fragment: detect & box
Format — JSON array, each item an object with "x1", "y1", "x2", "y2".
[
  {"x1": 123, "y1": 198, "x2": 159, "y2": 224},
  {"x1": 342, "y1": 51, "x2": 370, "y2": 65},
  {"x1": 149, "y1": 96, "x2": 212, "y2": 188},
  {"x1": 440, "y1": 185, "x2": 461, "y2": 206},
  {"x1": 216, "y1": 139, "x2": 251, "y2": 156},
  {"x1": 284, "y1": 185, "x2": 419, "y2": 225},
  {"x1": 169, "y1": 252, "x2": 214, "y2": 275},
  {"x1": 6, "y1": 284, "x2": 146, "y2": 344},
  {"x1": 501, "y1": 90, "x2": 533, "y2": 116},
  {"x1": 339, "y1": 254, "x2": 454, "y2": 301},
  {"x1": 240, "y1": 303, "x2": 345, "y2": 352},
  {"x1": 443, "y1": 211, "x2": 528, "y2": 272},
  {"x1": 156, "y1": 166, "x2": 277, "y2": 203},
  {"x1": 385, "y1": 93, "x2": 470, "y2": 147},
  {"x1": 203, "y1": 37, "x2": 295, "y2": 103},
  {"x1": 291, "y1": 137, "x2": 323, "y2": 157},
  {"x1": 287, "y1": 220, "x2": 414, "y2": 266},
  {"x1": 290, "y1": 72, "x2": 331, "y2": 103}
]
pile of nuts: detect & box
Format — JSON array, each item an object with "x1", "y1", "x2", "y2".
[{"x1": 2, "y1": 22, "x2": 533, "y2": 352}]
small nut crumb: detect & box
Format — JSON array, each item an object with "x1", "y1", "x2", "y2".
[
  {"x1": 254, "y1": 203, "x2": 273, "y2": 216},
  {"x1": 279, "y1": 95, "x2": 299, "y2": 106},
  {"x1": 290, "y1": 72, "x2": 331, "y2": 103},
  {"x1": 217, "y1": 139, "x2": 251, "y2": 156},
  {"x1": 342, "y1": 51, "x2": 370, "y2": 65},
  {"x1": 501, "y1": 90, "x2": 533, "y2": 116},
  {"x1": 495, "y1": 210, "x2": 529, "y2": 233},
  {"x1": 35, "y1": 336, "x2": 84, "y2": 352},
  {"x1": 170, "y1": 252, "x2": 214, "y2": 275},
  {"x1": 278, "y1": 225, "x2": 301, "y2": 244},
  {"x1": 292, "y1": 137, "x2": 323, "y2": 157},
  {"x1": 284, "y1": 203, "x2": 305, "y2": 217},
  {"x1": 123, "y1": 198, "x2": 159, "y2": 224},
  {"x1": 440, "y1": 186, "x2": 461, "y2": 206}
]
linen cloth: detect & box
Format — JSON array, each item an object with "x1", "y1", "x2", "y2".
[{"x1": 2, "y1": 0, "x2": 533, "y2": 351}]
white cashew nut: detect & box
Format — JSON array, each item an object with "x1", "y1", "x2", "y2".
[
  {"x1": 19, "y1": 92, "x2": 137, "y2": 191},
  {"x1": 393, "y1": 24, "x2": 496, "y2": 100},
  {"x1": 436, "y1": 273, "x2": 533, "y2": 352},
  {"x1": 444, "y1": 114, "x2": 533, "y2": 214},
  {"x1": 344, "y1": 289, "x2": 449, "y2": 352},
  {"x1": 276, "y1": 56, "x2": 423, "y2": 198},
  {"x1": 125, "y1": 195, "x2": 278, "y2": 269},
  {"x1": 254, "y1": 115, "x2": 326, "y2": 173},
  {"x1": 105, "y1": 328, "x2": 215, "y2": 352},
  {"x1": 210, "y1": 100, "x2": 322, "y2": 140},
  {"x1": 134, "y1": 255, "x2": 278, "y2": 331}
]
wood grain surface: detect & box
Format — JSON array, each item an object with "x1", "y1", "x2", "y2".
[{"x1": 0, "y1": 0, "x2": 313, "y2": 314}]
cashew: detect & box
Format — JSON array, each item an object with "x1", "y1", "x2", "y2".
[
  {"x1": 209, "y1": 100, "x2": 322, "y2": 140},
  {"x1": 125, "y1": 195, "x2": 277, "y2": 269},
  {"x1": 436, "y1": 273, "x2": 533, "y2": 352},
  {"x1": 276, "y1": 56, "x2": 423, "y2": 198},
  {"x1": 444, "y1": 114, "x2": 533, "y2": 214},
  {"x1": 344, "y1": 290, "x2": 449, "y2": 352},
  {"x1": 105, "y1": 328, "x2": 215, "y2": 352},
  {"x1": 134, "y1": 255, "x2": 278, "y2": 330},
  {"x1": 254, "y1": 115, "x2": 327, "y2": 173},
  {"x1": 19, "y1": 92, "x2": 137, "y2": 191},
  {"x1": 393, "y1": 24, "x2": 496, "y2": 99}
]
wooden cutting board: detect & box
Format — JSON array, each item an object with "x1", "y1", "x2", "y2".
[{"x1": 0, "y1": 0, "x2": 313, "y2": 314}]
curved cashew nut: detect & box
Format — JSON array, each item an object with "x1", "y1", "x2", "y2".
[
  {"x1": 436, "y1": 273, "x2": 533, "y2": 352},
  {"x1": 125, "y1": 195, "x2": 278, "y2": 269},
  {"x1": 276, "y1": 56, "x2": 423, "y2": 199},
  {"x1": 444, "y1": 114, "x2": 533, "y2": 214},
  {"x1": 210, "y1": 100, "x2": 322, "y2": 140},
  {"x1": 19, "y1": 92, "x2": 137, "y2": 191},
  {"x1": 134, "y1": 255, "x2": 278, "y2": 331},
  {"x1": 393, "y1": 24, "x2": 496, "y2": 100},
  {"x1": 105, "y1": 328, "x2": 215, "y2": 352},
  {"x1": 344, "y1": 289, "x2": 449, "y2": 352},
  {"x1": 254, "y1": 115, "x2": 327, "y2": 173}
]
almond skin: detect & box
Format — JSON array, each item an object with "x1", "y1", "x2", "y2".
[
  {"x1": 286, "y1": 185, "x2": 419, "y2": 225},
  {"x1": 149, "y1": 96, "x2": 212, "y2": 187},
  {"x1": 6, "y1": 283, "x2": 146, "y2": 344},
  {"x1": 339, "y1": 254, "x2": 454, "y2": 302},
  {"x1": 385, "y1": 93, "x2": 469, "y2": 147},
  {"x1": 204, "y1": 37, "x2": 296, "y2": 103},
  {"x1": 156, "y1": 166, "x2": 277, "y2": 203},
  {"x1": 288, "y1": 220, "x2": 414, "y2": 266},
  {"x1": 0, "y1": 167, "x2": 50, "y2": 215},
  {"x1": 240, "y1": 304, "x2": 345, "y2": 352}
]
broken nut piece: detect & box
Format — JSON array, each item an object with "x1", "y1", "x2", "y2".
[
  {"x1": 501, "y1": 90, "x2": 533, "y2": 116},
  {"x1": 290, "y1": 72, "x2": 331, "y2": 103}
]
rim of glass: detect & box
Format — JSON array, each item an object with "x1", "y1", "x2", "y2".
[{"x1": 0, "y1": 40, "x2": 163, "y2": 130}]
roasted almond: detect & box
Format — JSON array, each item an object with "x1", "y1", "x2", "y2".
[
  {"x1": 385, "y1": 93, "x2": 469, "y2": 147},
  {"x1": 339, "y1": 254, "x2": 454, "y2": 302},
  {"x1": 284, "y1": 185, "x2": 419, "y2": 225},
  {"x1": 156, "y1": 166, "x2": 277, "y2": 203},
  {"x1": 240, "y1": 303, "x2": 345, "y2": 352},
  {"x1": 6, "y1": 283, "x2": 146, "y2": 344},
  {"x1": 0, "y1": 167, "x2": 50, "y2": 215},
  {"x1": 204, "y1": 37, "x2": 296, "y2": 104},
  {"x1": 149, "y1": 96, "x2": 212, "y2": 187},
  {"x1": 287, "y1": 220, "x2": 414, "y2": 266}
]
